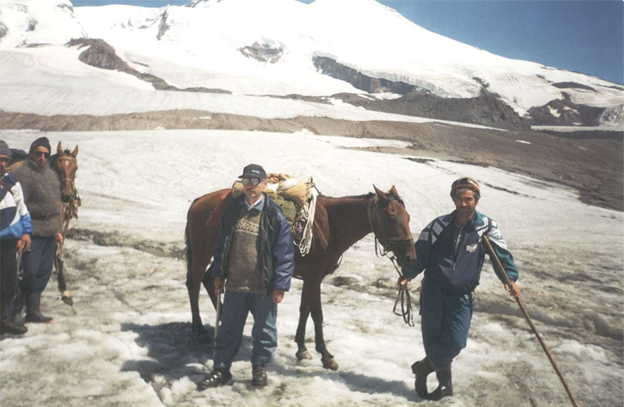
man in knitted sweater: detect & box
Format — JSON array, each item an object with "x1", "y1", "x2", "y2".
[
  {"x1": 198, "y1": 164, "x2": 295, "y2": 389},
  {"x1": 12, "y1": 137, "x2": 63, "y2": 324}
]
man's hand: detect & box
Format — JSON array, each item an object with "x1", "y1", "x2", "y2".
[
  {"x1": 272, "y1": 289, "x2": 285, "y2": 304},
  {"x1": 18, "y1": 234, "x2": 31, "y2": 252},
  {"x1": 397, "y1": 276, "x2": 410, "y2": 287},
  {"x1": 55, "y1": 232, "x2": 64, "y2": 245},
  {"x1": 505, "y1": 282, "x2": 521, "y2": 299},
  {"x1": 214, "y1": 277, "x2": 225, "y2": 297}
]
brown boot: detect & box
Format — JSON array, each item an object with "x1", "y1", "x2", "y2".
[{"x1": 25, "y1": 293, "x2": 53, "y2": 323}]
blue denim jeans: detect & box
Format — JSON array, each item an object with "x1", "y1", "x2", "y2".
[
  {"x1": 420, "y1": 278, "x2": 474, "y2": 370},
  {"x1": 213, "y1": 291, "x2": 278, "y2": 370}
]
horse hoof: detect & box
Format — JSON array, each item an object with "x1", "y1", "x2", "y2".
[
  {"x1": 296, "y1": 349, "x2": 312, "y2": 360},
  {"x1": 321, "y1": 357, "x2": 339, "y2": 371}
]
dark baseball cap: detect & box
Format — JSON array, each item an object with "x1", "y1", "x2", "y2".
[{"x1": 239, "y1": 164, "x2": 267, "y2": 179}]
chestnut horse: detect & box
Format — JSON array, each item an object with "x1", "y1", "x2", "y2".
[
  {"x1": 51, "y1": 142, "x2": 79, "y2": 305},
  {"x1": 185, "y1": 185, "x2": 416, "y2": 370}
]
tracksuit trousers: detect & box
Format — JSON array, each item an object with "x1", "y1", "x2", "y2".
[{"x1": 420, "y1": 277, "x2": 474, "y2": 370}]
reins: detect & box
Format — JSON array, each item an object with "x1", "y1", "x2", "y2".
[
  {"x1": 367, "y1": 195, "x2": 415, "y2": 326},
  {"x1": 390, "y1": 257, "x2": 415, "y2": 327}
]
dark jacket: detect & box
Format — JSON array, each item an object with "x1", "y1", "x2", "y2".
[
  {"x1": 403, "y1": 210, "x2": 518, "y2": 294},
  {"x1": 212, "y1": 193, "x2": 295, "y2": 296}
]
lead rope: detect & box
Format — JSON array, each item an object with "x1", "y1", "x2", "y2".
[{"x1": 390, "y1": 256, "x2": 414, "y2": 327}]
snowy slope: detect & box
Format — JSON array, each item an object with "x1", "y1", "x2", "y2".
[
  {"x1": 71, "y1": 0, "x2": 622, "y2": 114},
  {"x1": 0, "y1": 0, "x2": 622, "y2": 126},
  {"x1": 0, "y1": 0, "x2": 86, "y2": 47},
  {"x1": 0, "y1": 129, "x2": 621, "y2": 407}
]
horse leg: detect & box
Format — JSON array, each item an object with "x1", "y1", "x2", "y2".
[
  {"x1": 295, "y1": 286, "x2": 312, "y2": 360},
  {"x1": 186, "y1": 262, "x2": 206, "y2": 337},
  {"x1": 307, "y1": 279, "x2": 338, "y2": 370}
]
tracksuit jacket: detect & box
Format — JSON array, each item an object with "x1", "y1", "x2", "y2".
[
  {"x1": 0, "y1": 173, "x2": 33, "y2": 240},
  {"x1": 212, "y1": 193, "x2": 295, "y2": 296},
  {"x1": 403, "y1": 210, "x2": 518, "y2": 294}
]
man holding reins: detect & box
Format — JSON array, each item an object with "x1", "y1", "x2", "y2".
[
  {"x1": 400, "y1": 177, "x2": 521, "y2": 400},
  {"x1": 198, "y1": 164, "x2": 295, "y2": 389}
]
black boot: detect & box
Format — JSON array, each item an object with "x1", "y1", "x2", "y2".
[
  {"x1": 426, "y1": 368, "x2": 453, "y2": 401},
  {"x1": 252, "y1": 364, "x2": 268, "y2": 387},
  {"x1": 412, "y1": 357, "x2": 434, "y2": 398},
  {"x1": 197, "y1": 368, "x2": 233, "y2": 390},
  {"x1": 1, "y1": 318, "x2": 28, "y2": 335},
  {"x1": 25, "y1": 293, "x2": 53, "y2": 324}
]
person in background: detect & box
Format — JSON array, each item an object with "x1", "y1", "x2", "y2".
[
  {"x1": 12, "y1": 137, "x2": 63, "y2": 324},
  {"x1": 0, "y1": 140, "x2": 33, "y2": 335},
  {"x1": 400, "y1": 177, "x2": 521, "y2": 400},
  {"x1": 198, "y1": 164, "x2": 295, "y2": 389}
]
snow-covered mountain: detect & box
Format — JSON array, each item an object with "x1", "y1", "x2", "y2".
[{"x1": 0, "y1": 0, "x2": 622, "y2": 129}]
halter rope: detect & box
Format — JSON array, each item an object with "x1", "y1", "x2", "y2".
[{"x1": 367, "y1": 194, "x2": 415, "y2": 326}]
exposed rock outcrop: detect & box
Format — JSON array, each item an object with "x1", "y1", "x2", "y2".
[
  {"x1": 67, "y1": 38, "x2": 230, "y2": 94},
  {"x1": 239, "y1": 41, "x2": 283, "y2": 64},
  {"x1": 527, "y1": 93, "x2": 605, "y2": 126}
]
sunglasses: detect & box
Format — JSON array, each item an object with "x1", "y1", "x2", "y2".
[
  {"x1": 0, "y1": 157, "x2": 9, "y2": 163},
  {"x1": 241, "y1": 178, "x2": 263, "y2": 186},
  {"x1": 34, "y1": 151, "x2": 50, "y2": 158}
]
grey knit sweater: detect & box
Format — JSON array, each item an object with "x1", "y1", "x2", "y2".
[{"x1": 13, "y1": 159, "x2": 62, "y2": 237}]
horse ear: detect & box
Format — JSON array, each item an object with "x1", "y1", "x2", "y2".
[
  {"x1": 390, "y1": 185, "x2": 400, "y2": 198},
  {"x1": 71, "y1": 145, "x2": 79, "y2": 158},
  {"x1": 57, "y1": 141, "x2": 63, "y2": 155},
  {"x1": 373, "y1": 185, "x2": 387, "y2": 200}
]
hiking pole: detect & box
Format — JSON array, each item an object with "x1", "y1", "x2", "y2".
[
  {"x1": 213, "y1": 286, "x2": 222, "y2": 360},
  {"x1": 482, "y1": 236, "x2": 580, "y2": 407}
]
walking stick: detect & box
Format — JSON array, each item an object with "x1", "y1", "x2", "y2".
[
  {"x1": 213, "y1": 287, "x2": 222, "y2": 360},
  {"x1": 483, "y1": 236, "x2": 580, "y2": 407}
]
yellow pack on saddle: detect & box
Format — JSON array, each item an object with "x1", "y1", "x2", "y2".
[{"x1": 230, "y1": 173, "x2": 311, "y2": 225}]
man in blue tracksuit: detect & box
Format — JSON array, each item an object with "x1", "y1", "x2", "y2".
[
  {"x1": 198, "y1": 164, "x2": 295, "y2": 389},
  {"x1": 0, "y1": 140, "x2": 33, "y2": 335},
  {"x1": 400, "y1": 177, "x2": 521, "y2": 400}
]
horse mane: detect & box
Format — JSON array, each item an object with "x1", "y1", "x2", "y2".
[{"x1": 320, "y1": 193, "x2": 375, "y2": 206}]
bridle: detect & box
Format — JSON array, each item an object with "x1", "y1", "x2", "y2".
[
  {"x1": 367, "y1": 195, "x2": 413, "y2": 257},
  {"x1": 367, "y1": 194, "x2": 416, "y2": 327},
  {"x1": 55, "y1": 155, "x2": 77, "y2": 194}
]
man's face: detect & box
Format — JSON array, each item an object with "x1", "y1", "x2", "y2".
[
  {"x1": 453, "y1": 189, "x2": 478, "y2": 217},
  {"x1": 242, "y1": 177, "x2": 267, "y2": 204},
  {"x1": 30, "y1": 146, "x2": 50, "y2": 168},
  {"x1": 0, "y1": 154, "x2": 9, "y2": 176}
]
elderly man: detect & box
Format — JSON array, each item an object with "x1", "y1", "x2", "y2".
[
  {"x1": 198, "y1": 164, "x2": 295, "y2": 389},
  {"x1": 12, "y1": 137, "x2": 63, "y2": 324},
  {"x1": 0, "y1": 140, "x2": 33, "y2": 335},
  {"x1": 400, "y1": 177, "x2": 520, "y2": 400}
]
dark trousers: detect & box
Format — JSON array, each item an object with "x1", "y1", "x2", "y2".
[
  {"x1": 19, "y1": 236, "x2": 56, "y2": 295},
  {"x1": 420, "y1": 278, "x2": 474, "y2": 370},
  {"x1": 1, "y1": 239, "x2": 19, "y2": 319}
]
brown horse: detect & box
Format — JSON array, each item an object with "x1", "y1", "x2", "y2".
[
  {"x1": 185, "y1": 185, "x2": 416, "y2": 370},
  {"x1": 51, "y1": 142, "x2": 79, "y2": 305}
]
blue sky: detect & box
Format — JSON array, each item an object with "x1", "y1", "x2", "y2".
[{"x1": 73, "y1": 0, "x2": 624, "y2": 85}]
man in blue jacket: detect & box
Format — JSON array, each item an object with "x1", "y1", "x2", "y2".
[
  {"x1": 0, "y1": 140, "x2": 33, "y2": 335},
  {"x1": 400, "y1": 177, "x2": 521, "y2": 400},
  {"x1": 198, "y1": 164, "x2": 295, "y2": 389}
]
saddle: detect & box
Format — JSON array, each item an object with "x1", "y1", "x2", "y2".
[{"x1": 206, "y1": 173, "x2": 318, "y2": 256}]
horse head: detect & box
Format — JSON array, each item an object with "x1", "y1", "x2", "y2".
[
  {"x1": 53, "y1": 142, "x2": 79, "y2": 203},
  {"x1": 371, "y1": 185, "x2": 417, "y2": 268}
]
